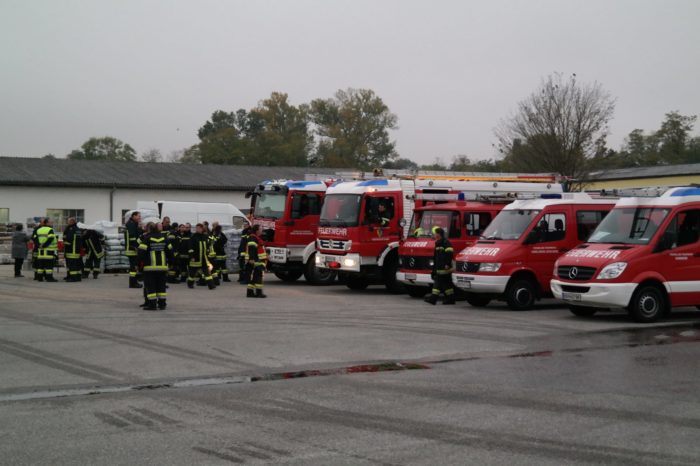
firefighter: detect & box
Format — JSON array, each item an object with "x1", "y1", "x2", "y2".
[
  {"x1": 82, "y1": 228, "x2": 104, "y2": 279},
  {"x1": 166, "y1": 222, "x2": 181, "y2": 283},
  {"x1": 207, "y1": 223, "x2": 219, "y2": 285},
  {"x1": 138, "y1": 222, "x2": 172, "y2": 310},
  {"x1": 177, "y1": 223, "x2": 192, "y2": 282},
  {"x1": 125, "y1": 211, "x2": 143, "y2": 288},
  {"x1": 425, "y1": 226, "x2": 455, "y2": 305},
  {"x1": 187, "y1": 223, "x2": 216, "y2": 290},
  {"x1": 238, "y1": 225, "x2": 251, "y2": 284},
  {"x1": 63, "y1": 217, "x2": 83, "y2": 282},
  {"x1": 211, "y1": 223, "x2": 230, "y2": 283},
  {"x1": 246, "y1": 224, "x2": 267, "y2": 298},
  {"x1": 33, "y1": 218, "x2": 58, "y2": 282}
]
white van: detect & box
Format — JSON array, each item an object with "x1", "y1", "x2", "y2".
[{"x1": 133, "y1": 201, "x2": 249, "y2": 229}]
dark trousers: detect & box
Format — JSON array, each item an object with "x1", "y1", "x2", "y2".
[
  {"x1": 178, "y1": 256, "x2": 190, "y2": 280},
  {"x1": 144, "y1": 272, "x2": 167, "y2": 306},
  {"x1": 248, "y1": 263, "x2": 265, "y2": 290},
  {"x1": 188, "y1": 263, "x2": 212, "y2": 283},
  {"x1": 84, "y1": 253, "x2": 101, "y2": 273},
  {"x1": 66, "y1": 257, "x2": 83, "y2": 279},
  {"x1": 240, "y1": 259, "x2": 253, "y2": 283},
  {"x1": 432, "y1": 273, "x2": 454, "y2": 297},
  {"x1": 38, "y1": 256, "x2": 56, "y2": 277},
  {"x1": 128, "y1": 255, "x2": 139, "y2": 285},
  {"x1": 14, "y1": 258, "x2": 24, "y2": 276}
]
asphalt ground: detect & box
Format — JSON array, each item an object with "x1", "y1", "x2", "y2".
[{"x1": 1, "y1": 265, "x2": 700, "y2": 465}]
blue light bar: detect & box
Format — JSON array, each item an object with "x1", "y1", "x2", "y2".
[
  {"x1": 357, "y1": 179, "x2": 389, "y2": 186},
  {"x1": 457, "y1": 192, "x2": 466, "y2": 201},
  {"x1": 670, "y1": 187, "x2": 700, "y2": 197}
]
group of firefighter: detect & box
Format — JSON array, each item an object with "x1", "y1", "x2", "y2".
[{"x1": 123, "y1": 211, "x2": 267, "y2": 311}]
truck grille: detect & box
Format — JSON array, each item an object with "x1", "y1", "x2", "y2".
[
  {"x1": 319, "y1": 239, "x2": 348, "y2": 250},
  {"x1": 399, "y1": 255, "x2": 432, "y2": 270},
  {"x1": 455, "y1": 261, "x2": 480, "y2": 273},
  {"x1": 557, "y1": 266, "x2": 596, "y2": 281}
]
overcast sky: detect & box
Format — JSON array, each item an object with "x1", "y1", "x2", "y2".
[{"x1": 1, "y1": 0, "x2": 699, "y2": 164}]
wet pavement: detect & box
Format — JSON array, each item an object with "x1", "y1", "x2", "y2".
[{"x1": 1, "y1": 266, "x2": 699, "y2": 465}]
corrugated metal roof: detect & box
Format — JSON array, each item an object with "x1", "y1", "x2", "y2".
[
  {"x1": 590, "y1": 163, "x2": 700, "y2": 180},
  {"x1": 0, "y1": 157, "x2": 335, "y2": 190}
]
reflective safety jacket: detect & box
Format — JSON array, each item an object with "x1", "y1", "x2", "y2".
[
  {"x1": 34, "y1": 226, "x2": 58, "y2": 258},
  {"x1": 432, "y1": 238, "x2": 454, "y2": 275},
  {"x1": 138, "y1": 231, "x2": 172, "y2": 272},
  {"x1": 188, "y1": 233, "x2": 211, "y2": 267},
  {"x1": 177, "y1": 231, "x2": 191, "y2": 258},
  {"x1": 238, "y1": 228, "x2": 250, "y2": 259},
  {"x1": 63, "y1": 224, "x2": 83, "y2": 259},
  {"x1": 247, "y1": 233, "x2": 267, "y2": 265},
  {"x1": 212, "y1": 232, "x2": 228, "y2": 259},
  {"x1": 166, "y1": 229, "x2": 180, "y2": 259},
  {"x1": 83, "y1": 230, "x2": 104, "y2": 258},
  {"x1": 207, "y1": 233, "x2": 217, "y2": 259},
  {"x1": 124, "y1": 219, "x2": 141, "y2": 257}
]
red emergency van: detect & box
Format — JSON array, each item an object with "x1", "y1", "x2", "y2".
[
  {"x1": 452, "y1": 193, "x2": 616, "y2": 309},
  {"x1": 551, "y1": 187, "x2": 700, "y2": 322}
]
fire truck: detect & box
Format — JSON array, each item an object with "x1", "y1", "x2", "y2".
[
  {"x1": 451, "y1": 193, "x2": 617, "y2": 309},
  {"x1": 397, "y1": 181, "x2": 563, "y2": 297},
  {"x1": 248, "y1": 179, "x2": 336, "y2": 284},
  {"x1": 314, "y1": 172, "x2": 562, "y2": 292},
  {"x1": 551, "y1": 186, "x2": 700, "y2": 323}
]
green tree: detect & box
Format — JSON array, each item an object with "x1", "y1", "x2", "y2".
[
  {"x1": 657, "y1": 111, "x2": 697, "y2": 163},
  {"x1": 67, "y1": 136, "x2": 137, "y2": 161},
  {"x1": 382, "y1": 157, "x2": 419, "y2": 170},
  {"x1": 495, "y1": 73, "x2": 615, "y2": 183},
  {"x1": 420, "y1": 158, "x2": 447, "y2": 170},
  {"x1": 310, "y1": 88, "x2": 399, "y2": 170}
]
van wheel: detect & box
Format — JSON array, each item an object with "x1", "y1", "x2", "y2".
[
  {"x1": 346, "y1": 275, "x2": 369, "y2": 290},
  {"x1": 569, "y1": 305, "x2": 597, "y2": 317},
  {"x1": 406, "y1": 285, "x2": 429, "y2": 298},
  {"x1": 505, "y1": 278, "x2": 537, "y2": 310},
  {"x1": 303, "y1": 254, "x2": 336, "y2": 285},
  {"x1": 465, "y1": 294, "x2": 491, "y2": 307},
  {"x1": 629, "y1": 285, "x2": 666, "y2": 323},
  {"x1": 274, "y1": 270, "x2": 303, "y2": 282},
  {"x1": 383, "y1": 255, "x2": 405, "y2": 294}
]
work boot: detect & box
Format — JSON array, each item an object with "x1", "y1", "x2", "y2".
[
  {"x1": 34, "y1": 272, "x2": 40, "y2": 281},
  {"x1": 196, "y1": 278, "x2": 206, "y2": 286},
  {"x1": 93, "y1": 272, "x2": 99, "y2": 279},
  {"x1": 443, "y1": 294, "x2": 456, "y2": 305},
  {"x1": 45, "y1": 276, "x2": 58, "y2": 283},
  {"x1": 246, "y1": 288, "x2": 255, "y2": 298},
  {"x1": 37, "y1": 274, "x2": 44, "y2": 282},
  {"x1": 424, "y1": 294, "x2": 438, "y2": 305},
  {"x1": 144, "y1": 302, "x2": 157, "y2": 311},
  {"x1": 255, "y1": 289, "x2": 267, "y2": 298},
  {"x1": 187, "y1": 281, "x2": 194, "y2": 289},
  {"x1": 213, "y1": 276, "x2": 220, "y2": 286},
  {"x1": 129, "y1": 277, "x2": 143, "y2": 289},
  {"x1": 82, "y1": 271, "x2": 90, "y2": 279},
  {"x1": 157, "y1": 299, "x2": 167, "y2": 310},
  {"x1": 207, "y1": 280, "x2": 216, "y2": 290},
  {"x1": 222, "y1": 274, "x2": 231, "y2": 282},
  {"x1": 180, "y1": 275, "x2": 187, "y2": 283}
]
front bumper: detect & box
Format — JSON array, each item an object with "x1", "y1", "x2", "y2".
[
  {"x1": 550, "y1": 279, "x2": 637, "y2": 308},
  {"x1": 396, "y1": 271, "x2": 433, "y2": 286},
  {"x1": 452, "y1": 273, "x2": 510, "y2": 293},
  {"x1": 315, "y1": 252, "x2": 362, "y2": 273}
]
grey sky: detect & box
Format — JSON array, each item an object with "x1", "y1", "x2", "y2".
[{"x1": 1, "y1": 0, "x2": 699, "y2": 164}]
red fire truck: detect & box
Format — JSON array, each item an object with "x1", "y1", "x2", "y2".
[
  {"x1": 315, "y1": 173, "x2": 562, "y2": 292},
  {"x1": 551, "y1": 186, "x2": 700, "y2": 322},
  {"x1": 248, "y1": 179, "x2": 336, "y2": 284},
  {"x1": 452, "y1": 193, "x2": 617, "y2": 309},
  {"x1": 397, "y1": 181, "x2": 563, "y2": 298}
]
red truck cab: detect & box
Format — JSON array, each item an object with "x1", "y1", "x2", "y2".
[
  {"x1": 551, "y1": 187, "x2": 700, "y2": 322},
  {"x1": 452, "y1": 193, "x2": 616, "y2": 309}
]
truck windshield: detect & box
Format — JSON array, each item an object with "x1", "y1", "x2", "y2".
[
  {"x1": 410, "y1": 211, "x2": 453, "y2": 237},
  {"x1": 587, "y1": 207, "x2": 670, "y2": 245},
  {"x1": 254, "y1": 192, "x2": 286, "y2": 219},
  {"x1": 319, "y1": 194, "x2": 361, "y2": 227},
  {"x1": 481, "y1": 209, "x2": 540, "y2": 240}
]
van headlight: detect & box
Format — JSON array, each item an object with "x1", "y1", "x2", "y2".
[
  {"x1": 315, "y1": 255, "x2": 321, "y2": 265},
  {"x1": 478, "y1": 263, "x2": 501, "y2": 272},
  {"x1": 597, "y1": 262, "x2": 627, "y2": 279},
  {"x1": 343, "y1": 258, "x2": 356, "y2": 267}
]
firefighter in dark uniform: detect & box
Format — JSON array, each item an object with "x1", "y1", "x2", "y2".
[
  {"x1": 212, "y1": 223, "x2": 230, "y2": 283},
  {"x1": 82, "y1": 228, "x2": 104, "y2": 279},
  {"x1": 238, "y1": 225, "x2": 251, "y2": 284},
  {"x1": 63, "y1": 217, "x2": 83, "y2": 282},
  {"x1": 178, "y1": 223, "x2": 191, "y2": 283},
  {"x1": 207, "y1": 225, "x2": 219, "y2": 285},
  {"x1": 33, "y1": 218, "x2": 58, "y2": 282},
  {"x1": 166, "y1": 222, "x2": 181, "y2": 283},
  {"x1": 425, "y1": 226, "x2": 455, "y2": 305},
  {"x1": 187, "y1": 223, "x2": 216, "y2": 290},
  {"x1": 246, "y1": 225, "x2": 267, "y2": 298},
  {"x1": 138, "y1": 222, "x2": 172, "y2": 310},
  {"x1": 125, "y1": 211, "x2": 143, "y2": 288}
]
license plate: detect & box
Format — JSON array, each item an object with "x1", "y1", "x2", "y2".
[
  {"x1": 404, "y1": 273, "x2": 417, "y2": 280},
  {"x1": 562, "y1": 292, "x2": 581, "y2": 302}
]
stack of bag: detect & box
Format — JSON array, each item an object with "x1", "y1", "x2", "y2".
[{"x1": 77, "y1": 221, "x2": 129, "y2": 272}]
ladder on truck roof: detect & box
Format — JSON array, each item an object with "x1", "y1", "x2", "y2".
[
  {"x1": 304, "y1": 170, "x2": 562, "y2": 184},
  {"x1": 409, "y1": 180, "x2": 564, "y2": 202}
]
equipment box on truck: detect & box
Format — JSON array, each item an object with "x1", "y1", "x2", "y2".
[
  {"x1": 452, "y1": 193, "x2": 616, "y2": 309},
  {"x1": 551, "y1": 187, "x2": 700, "y2": 322}
]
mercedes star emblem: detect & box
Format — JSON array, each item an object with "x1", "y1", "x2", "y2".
[{"x1": 568, "y1": 267, "x2": 579, "y2": 279}]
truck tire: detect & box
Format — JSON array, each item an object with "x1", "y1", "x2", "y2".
[
  {"x1": 303, "y1": 254, "x2": 336, "y2": 285},
  {"x1": 382, "y1": 255, "x2": 405, "y2": 294},
  {"x1": 629, "y1": 285, "x2": 666, "y2": 323},
  {"x1": 274, "y1": 270, "x2": 303, "y2": 282},
  {"x1": 505, "y1": 278, "x2": 537, "y2": 310},
  {"x1": 346, "y1": 275, "x2": 369, "y2": 290},
  {"x1": 465, "y1": 294, "x2": 491, "y2": 307},
  {"x1": 568, "y1": 305, "x2": 598, "y2": 317},
  {"x1": 406, "y1": 285, "x2": 429, "y2": 298}
]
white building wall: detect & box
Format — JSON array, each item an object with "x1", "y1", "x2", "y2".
[{"x1": 0, "y1": 186, "x2": 250, "y2": 225}]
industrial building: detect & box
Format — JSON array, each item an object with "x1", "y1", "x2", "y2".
[{"x1": 586, "y1": 163, "x2": 700, "y2": 190}]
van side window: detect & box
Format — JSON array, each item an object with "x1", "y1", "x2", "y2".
[
  {"x1": 464, "y1": 212, "x2": 492, "y2": 238},
  {"x1": 291, "y1": 193, "x2": 322, "y2": 219},
  {"x1": 532, "y1": 213, "x2": 566, "y2": 243},
  {"x1": 364, "y1": 196, "x2": 395, "y2": 226},
  {"x1": 576, "y1": 210, "x2": 608, "y2": 241},
  {"x1": 661, "y1": 210, "x2": 700, "y2": 249}
]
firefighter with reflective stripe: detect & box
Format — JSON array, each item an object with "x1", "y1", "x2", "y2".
[
  {"x1": 187, "y1": 223, "x2": 216, "y2": 290},
  {"x1": 33, "y1": 218, "x2": 58, "y2": 282},
  {"x1": 138, "y1": 223, "x2": 172, "y2": 310},
  {"x1": 82, "y1": 228, "x2": 104, "y2": 279},
  {"x1": 425, "y1": 226, "x2": 455, "y2": 305},
  {"x1": 63, "y1": 217, "x2": 83, "y2": 282},
  {"x1": 207, "y1": 225, "x2": 220, "y2": 285},
  {"x1": 211, "y1": 223, "x2": 230, "y2": 283},
  {"x1": 125, "y1": 211, "x2": 143, "y2": 288},
  {"x1": 246, "y1": 224, "x2": 267, "y2": 298},
  {"x1": 238, "y1": 225, "x2": 252, "y2": 284},
  {"x1": 177, "y1": 223, "x2": 192, "y2": 282},
  {"x1": 166, "y1": 222, "x2": 181, "y2": 283}
]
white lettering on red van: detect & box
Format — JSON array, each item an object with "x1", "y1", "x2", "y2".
[
  {"x1": 461, "y1": 247, "x2": 500, "y2": 257},
  {"x1": 318, "y1": 227, "x2": 348, "y2": 237},
  {"x1": 404, "y1": 241, "x2": 429, "y2": 248},
  {"x1": 255, "y1": 220, "x2": 276, "y2": 230},
  {"x1": 566, "y1": 249, "x2": 622, "y2": 259}
]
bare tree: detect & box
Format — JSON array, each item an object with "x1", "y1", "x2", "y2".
[
  {"x1": 140, "y1": 148, "x2": 163, "y2": 163},
  {"x1": 495, "y1": 73, "x2": 615, "y2": 186}
]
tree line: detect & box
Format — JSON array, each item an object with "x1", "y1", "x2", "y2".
[{"x1": 56, "y1": 78, "x2": 698, "y2": 181}]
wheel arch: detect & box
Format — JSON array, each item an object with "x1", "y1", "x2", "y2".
[{"x1": 377, "y1": 242, "x2": 400, "y2": 267}]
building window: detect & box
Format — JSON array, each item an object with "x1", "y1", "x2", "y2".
[
  {"x1": 46, "y1": 209, "x2": 85, "y2": 233},
  {"x1": 0, "y1": 208, "x2": 8, "y2": 224}
]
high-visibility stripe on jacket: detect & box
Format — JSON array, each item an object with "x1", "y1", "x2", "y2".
[
  {"x1": 63, "y1": 225, "x2": 82, "y2": 259},
  {"x1": 35, "y1": 226, "x2": 57, "y2": 258},
  {"x1": 433, "y1": 237, "x2": 454, "y2": 275},
  {"x1": 124, "y1": 219, "x2": 141, "y2": 257},
  {"x1": 138, "y1": 232, "x2": 171, "y2": 271},
  {"x1": 188, "y1": 233, "x2": 211, "y2": 267},
  {"x1": 247, "y1": 233, "x2": 267, "y2": 264}
]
